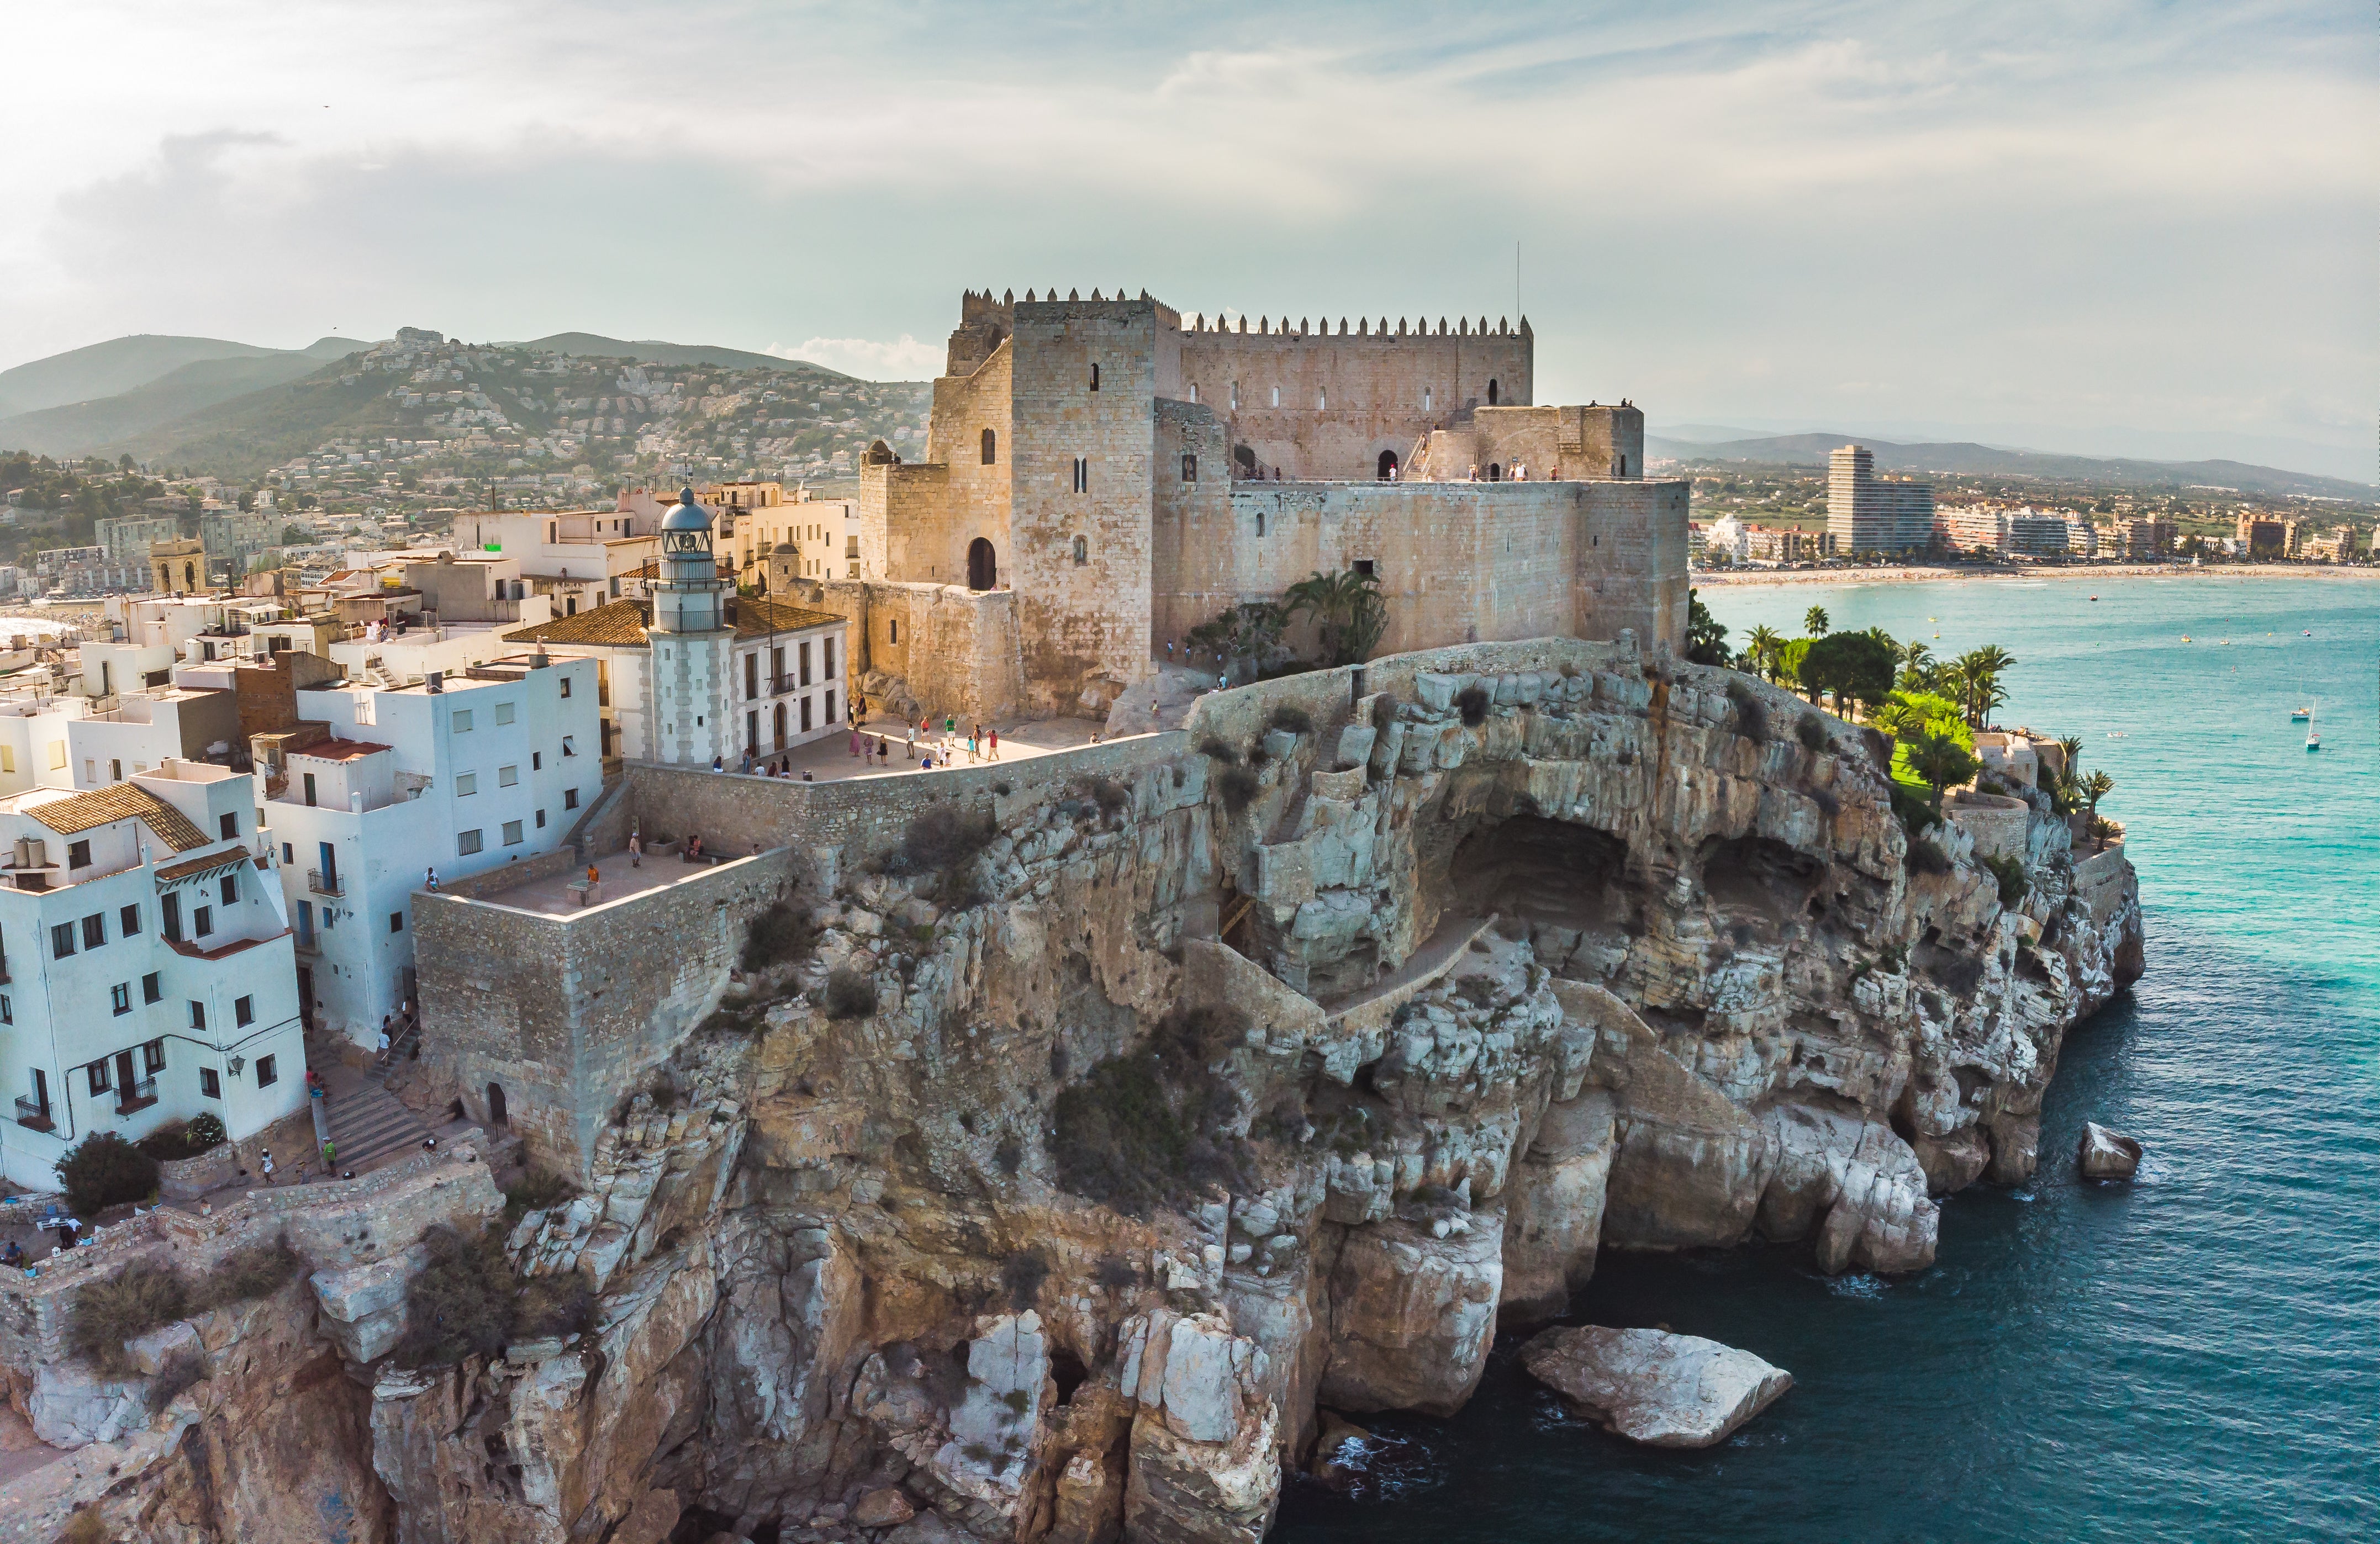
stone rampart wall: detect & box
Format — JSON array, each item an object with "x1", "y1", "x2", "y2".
[
  {"x1": 414, "y1": 853, "x2": 795, "y2": 1178},
  {"x1": 614, "y1": 734, "x2": 1187, "y2": 870},
  {"x1": 1154, "y1": 480, "x2": 1687, "y2": 658},
  {"x1": 1178, "y1": 322, "x2": 1532, "y2": 480}
]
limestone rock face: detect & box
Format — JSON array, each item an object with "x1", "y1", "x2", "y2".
[
  {"x1": 1519, "y1": 1325, "x2": 1793, "y2": 1447},
  {"x1": 2078, "y1": 1121, "x2": 2144, "y2": 1179},
  {"x1": 20, "y1": 641, "x2": 2140, "y2": 1544},
  {"x1": 1320, "y1": 1211, "x2": 1503, "y2": 1415}
]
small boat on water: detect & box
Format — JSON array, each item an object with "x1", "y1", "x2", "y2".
[
  {"x1": 2291, "y1": 706, "x2": 2312, "y2": 722},
  {"x1": 2089, "y1": 594, "x2": 2099, "y2": 601},
  {"x1": 2305, "y1": 701, "x2": 2320, "y2": 752}
]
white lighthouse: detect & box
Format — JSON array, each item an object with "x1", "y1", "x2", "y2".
[{"x1": 647, "y1": 486, "x2": 734, "y2": 766}]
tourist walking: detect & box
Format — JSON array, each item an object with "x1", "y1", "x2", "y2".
[
  {"x1": 989, "y1": 727, "x2": 999, "y2": 759},
  {"x1": 260, "y1": 1149, "x2": 276, "y2": 1186},
  {"x1": 321, "y1": 1139, "x2": 336, "y2": 1170},
  {"x1": 629, "y1": 831, "x2": 642, "y2": 868},
  {"x1": 904, "y1": 722, "x2": 915, "y2": 759},
  {"x1": 849, "y1": 726, "x2": 863, "y2": 758}
]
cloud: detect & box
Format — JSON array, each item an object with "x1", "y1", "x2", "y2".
[
  {"x1": 768, "y1": 336, "x2": 946, "y2": 380},
  {"x1": 0, "y1": 1, "x2": 2370, "y2": 468}
]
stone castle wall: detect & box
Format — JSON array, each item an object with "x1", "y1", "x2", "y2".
[
  {"x1": 803, "y1": 578, "x2": 1027, "y2": 725},
  {"x1": 1153, "y1": 477, "x2": 1692, "y2": 657},
  {"x1": 1417, "y1": 404, "x2": 1646, "y2": 482}
]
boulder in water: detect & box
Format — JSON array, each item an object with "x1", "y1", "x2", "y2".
[
  {"x1": 1518, "y1": 1325, "x2": 1791, "y2": 1448},
  {"x1": 2077, "y1": 1121, "x2": 2142, "y2": 1180}
]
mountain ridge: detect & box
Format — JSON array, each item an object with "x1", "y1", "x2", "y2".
[{"x1": 1647, "y1": 431, "x2": 2376, "y2": 501}]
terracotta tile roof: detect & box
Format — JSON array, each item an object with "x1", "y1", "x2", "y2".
[
  {"x1": 288, "y1": 738, "x2": 392, "y2": 763},
  {"x1": 503, "y1": 600, "x2": 651, "y2": 647},
  {"x1": 152, "y1": 848, "x2": 250, "y2": 883},
  {"x1": 26, "y1": 785, "x2": 210, "y2": 852},
  {"x1": 731, "y1": 596, "x2": 847, "y2": 637}
]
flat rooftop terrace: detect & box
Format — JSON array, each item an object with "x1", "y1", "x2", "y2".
[
  {"x1": 758, "y1": 711, "x2": 1111, "y2": 783},
  {"x1": 472, "y1": 845, "x2": 763, "y2": 917}
]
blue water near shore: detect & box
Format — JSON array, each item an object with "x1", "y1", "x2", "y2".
[{"x1": 1273, "y1": 575, "x2": 2380, "y2": 1544}]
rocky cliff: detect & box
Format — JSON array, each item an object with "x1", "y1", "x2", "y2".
[{"x1": 13, "y1": 638, "x2": 2140, "y2": 1544}]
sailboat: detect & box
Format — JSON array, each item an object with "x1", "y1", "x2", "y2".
[{"x1": 2305, "y1": 700, "x2": 2320, "y2": 752}]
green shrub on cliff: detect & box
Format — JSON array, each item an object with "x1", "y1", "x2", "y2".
[
  {"x1": 56, "y1": 1131, "x2": 159, "y2": 1215},
  {"x1": 1980, "y1": 852, "x2": 2029, "y2": 906},
  {"x1": 1050, "y1": 1006, "x2": 1253, "y2": 1216}
]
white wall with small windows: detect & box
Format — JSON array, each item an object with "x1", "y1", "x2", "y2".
[
  {"x1": 258, "y1": 654, "x2": 601, "y2": 1048},
  {"x1": 0, "y1": 769, "x2": 307, "y2": 1192}
]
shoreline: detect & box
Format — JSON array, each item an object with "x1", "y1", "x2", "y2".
[{"x1": 1692, "y1": 562, "x2": 2380, "y2": 589}]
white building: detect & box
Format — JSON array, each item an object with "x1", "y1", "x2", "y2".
[
  {"x1": 500, "y1": 490, "x2": 849, "y2": 771},
  {"x1": 257, "y1": 654, "x2": 602, "y2": 1048},
  {"x1": 1827, "y1": 445, "x2": 1936, "y2": 554},
  {"x1": 0, "y1": 764, "x2": 308, "y2": 1192}
]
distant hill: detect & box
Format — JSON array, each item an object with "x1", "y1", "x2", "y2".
[
  {"x1": 0, "y1": 350, "x2": 361, "y2": 457},
  {"x1": 512, "y1": 332, "x2": 858, "y2": 379},
  {"x1": 98, "y1": 364, "x2": 405, "y2": 480},
  {"x1": 0, "y1": 334, "x2": 365, "y2": 420},
  {"x1": 1646, "y1": 431, "x2": 2376, "y2": 502}
]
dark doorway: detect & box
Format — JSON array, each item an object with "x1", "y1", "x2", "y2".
[
  {"x1": 1487, "y1": 378, "x2": 1500, "y2": 405},
  {"x1": 487, "y1": 1082, "x2": 509, "y2": 1128},
  {"x1": 967, "y1": 538, "x2": 997, "y2": 591},
  {"x1": 1376, "y1": 450, "x2": 1399, "y2": 480},
  {"x1": 297, "y1": 966, "x2": 314, "y2": 1031},
  {"x1": 1487, "y1": 463, "x2": 1502, "y2": 481}
]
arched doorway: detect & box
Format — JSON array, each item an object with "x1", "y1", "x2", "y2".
[
  {"x1": 1487, "y1": 378, "x2": 1500, "y2": 405},
  {"x1": 967, "y1": 538, "x2": 997, "y2": 591},
  {"x1": 1487, "y1": 463, "x2": 1502, "y2": 481},
  {"x1": 1376, "y1": 450, "x2": 1399, "y2": 480},
  {"x1": 487, "y1": 1082, "x2": 509, "y2": 1128}
]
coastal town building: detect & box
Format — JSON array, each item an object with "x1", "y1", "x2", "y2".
[
  {"x1": 1827, "y1": 445, "x2": 1935, "y2": 554},
  {"x1": 251, "y1": 653, "x2": 601, "y2": 1047},
  {"x1": 771, "y1": 288, "x2": 1685, "y2": 722},
  {"x1": 0, "y1": 763, "x2": 309, "y2": 1192},
  {"x1": 2120, "y1": 517, "x2": 2175, "y2": 561},
  {"x1": 502, "y1": 490, "x2": 850, "y2": 771}
]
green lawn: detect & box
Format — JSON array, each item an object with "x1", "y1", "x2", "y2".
[{"x1": 1888, "y1": 739, "x2": 1936, "y2": 801}]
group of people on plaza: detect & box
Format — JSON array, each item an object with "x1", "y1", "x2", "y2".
[{"x1": 882, "y1": 713, "x2": 999, "y2": 771}]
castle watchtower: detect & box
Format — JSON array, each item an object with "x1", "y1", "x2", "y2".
[{"x1": 648, "y1": 487, "x2": 735, "y2": 764}]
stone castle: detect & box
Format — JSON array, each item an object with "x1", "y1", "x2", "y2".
[{"x1": 789, "y1": 288, "x2": 1689, "y2": 720}]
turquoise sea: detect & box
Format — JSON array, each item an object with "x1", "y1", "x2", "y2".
[{"x1": 1274, "y1": 575, "x2": 2380, "y2": 1544}]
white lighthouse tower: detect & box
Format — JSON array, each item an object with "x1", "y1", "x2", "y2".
[{"x1": 647, "y1": 486, "x2": 734, "y2": 766}]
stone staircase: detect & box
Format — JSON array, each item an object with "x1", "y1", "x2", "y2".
[{"x1": 322, "y1": 1081, "x2": 434, "y2": 1171}]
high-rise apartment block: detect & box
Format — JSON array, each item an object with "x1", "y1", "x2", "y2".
[{"x1": 1826, "y1": 445, "x2": 1934, "y2": 554}]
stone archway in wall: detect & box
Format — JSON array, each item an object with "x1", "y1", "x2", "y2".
[
  {"x1": 967, "y1": 538, "x2": 997, "y2": 591},
  {"x1": 1377, "y1": 450, "x2": 1400, "y2": 480},
  {"x1": 487, "y1": 1082, "x2": 509, "y2": 1128}
]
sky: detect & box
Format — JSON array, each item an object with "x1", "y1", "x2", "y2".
[{"x1": 3, "y1": 0, "x2": 2373, "y2": 478}]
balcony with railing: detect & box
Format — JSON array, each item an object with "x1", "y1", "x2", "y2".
[
  {"x1": 14, "y1": 1097, "x2": 53, "y2": 1133},
  {"x1": 115, "y1": 1077, "x2": 158, "y2": 1117},
  {"x1": 308, "y1": 868, "x2": 344, "y2": 897}
]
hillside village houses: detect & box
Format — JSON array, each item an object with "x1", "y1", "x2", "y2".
[{"x1": 0, "y1": 764, "x2": 309, "y2": 1193}]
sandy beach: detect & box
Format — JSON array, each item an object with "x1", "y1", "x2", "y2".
[{"x1": 1692, "y1": 562, "x2": 2380, "y2": 589}]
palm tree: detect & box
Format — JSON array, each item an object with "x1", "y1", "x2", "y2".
[
  {"x1": 2082, "y1": 769, "x2": 2114, "y2": 817},
  {"x1": 1803, "y1": 605, "x2": 1830, "y2": 637},
  {"x1": 1284, "y1": 569, "x2": 1387, "y2": 667},
  {"x1": 1743, "y1": 625, "x2": 1786, "y2": 683},
  {"x1": 1952, "y1": 644, "x2": 2016, "y2": 729},
  {"x1": 1895, "y1": 641, "x2": 1935, "y2": 691}
]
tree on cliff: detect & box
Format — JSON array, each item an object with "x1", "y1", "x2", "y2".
[
  {"x1": 1284, "y1": 569, "x2": 1387, "y2": 667},
  {"x1": 1776, "y1": 637, "x2": 1813, "y2": 700},
  {"x1": 1798, "y1": 631, "x2": 1896, "y2": 718},
  {"x1": 1802, "y1": 605, "x2": 1830, "y2": 637},
  {"x1": 1905, "y1": 729, "x2": 1981, "y2": 810},
  {"x1": 2082, "y1": 769, "x2": 2114, "y2": 818},
  {"x1": 1685, "y1": 588, "x2": 1730, "y2": 666}
]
